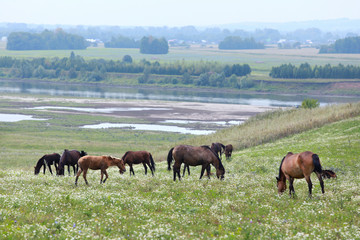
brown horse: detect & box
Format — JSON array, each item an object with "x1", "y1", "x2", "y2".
[
  {"x1": 75, "y1": 155, "x2": 126, "y2": 185},
  {"x1": 167, "y1": 145, "x2": 225, "y2": 181},
  {"x1": 121, "y1": 151, "x2": 155, "y2": 176},
  {"x1": 211, "y1": 142, "x2": 225, "y2": 159},
  {"x1": 277, "y1": 151, "x2": 328, "y2": 197},
  {"x1": 224, "y1": 144, "x2": 233, "y2": 160},
  {"x1": 57, "y1": 149, "x2": 87, "y2": 176},
  {"x1": 34, "y1": 153, "x2": 60, "y2": 175}
]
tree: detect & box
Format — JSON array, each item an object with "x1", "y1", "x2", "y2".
[
  {"x1": 140, "y1": 36, "x2": 169, "y2": 54},
  {"x1": 301, "y1": 99, "x2": 320, "y2": 109},
  {"x1": 122, "y1": 55, "x2": 133, "y2": 63}
]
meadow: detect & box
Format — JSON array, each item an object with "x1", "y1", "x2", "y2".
[{"x1": 0, "y1": 95, "x2": 359, "y2": 239}]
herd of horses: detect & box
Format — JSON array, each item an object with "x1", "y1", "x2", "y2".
[{"x1": 34, "y1": 142, "x2": 337, "y2": 197}]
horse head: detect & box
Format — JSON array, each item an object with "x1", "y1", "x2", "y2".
[
  {"x1": 276, "y1": 177, "x2": 286, "y2": 194},
  {"x1": 111, "y1": 156, "x2": 126, "y2": 174},
  {"x1": 216, "y1": 167, "x2": 225, "y2": 180}
]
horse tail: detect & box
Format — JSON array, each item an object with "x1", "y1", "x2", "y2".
[
  {"x1": 312, "y1": 154, "x2": 323, "y2": 173},
  {"x1": 149, "y1": 153, "x2": 156, "y2": 171},
  {"x1": 167, "y1": 147, "x2": 174, "y2": 171}
]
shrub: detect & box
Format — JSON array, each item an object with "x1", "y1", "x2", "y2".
[{"x1": 301, "y1": 98, "x2": 320, "y2": 109}]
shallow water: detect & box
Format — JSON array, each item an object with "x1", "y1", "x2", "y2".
[
  {"x1": 0, "y1": 113, "x2": 47, "y2": 122},
  {"x1": 81, "y1": 123, "x2": 215, "y2": 135},
  {"x1": 1, "y1": 80, "x2": 357, "y2": 106}
]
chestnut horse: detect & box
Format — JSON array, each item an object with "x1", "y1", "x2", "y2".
[
  {"x1": 211, "y1": 142, "x2": 225, "y2": 159},
  {"x1": 75, "y1": 155, "x2": 126, "y2": 185},
  {"x1": 57, "y1": 149, "x2": 87, "y2": 176},
  {"x1": 277, "y1": 151, "x2": 333, "y2": 197},
  {"x1": 167, "y1": 145, "x2": 225, "y2": 181},
  {"x1": 121, "y1": 151, "x2": 155, "y2": 176},
  {"x1": 224, "y1": 144, "x2": 233, "y2": 160},
  {"x1": 34, "y1": 153, "x2": 60, "y2": 175}
]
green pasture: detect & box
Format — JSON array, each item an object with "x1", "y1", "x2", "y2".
[{"x1": 0, "y1": 95, "x2": 359, "y2": 239}]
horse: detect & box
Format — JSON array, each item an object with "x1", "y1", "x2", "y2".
[
  {"x1": 34, "y1": 153, "x2": 60, "y2": 175},
  {"x1": 167, "y1": 145, "x2": 225, "y2": 181},
  {"x1": 322, "y1": 170, "x2": 337, "y2": 179},
  {"x1": 75, "y1": 155, "x2": 126, "y2": 185},
  {"x1": 224, "y1": 144, "x2": 233, "y2": 160},
  {"x1": 121, "y1": 151, "x2": 155, "y2": 176},
  {"x1": 277, "y1": 151, "x2": 329, "y2": 197},
  {"x1": 211, "y1": 142, "x2": 225, "y2": 159},
  {"x1": 57, "y1": 149, "x2": 87, "y2": 176}
]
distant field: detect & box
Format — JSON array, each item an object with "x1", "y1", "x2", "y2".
[{"x1": 0, "y1": 42, "x2": 360, "y2": 76}]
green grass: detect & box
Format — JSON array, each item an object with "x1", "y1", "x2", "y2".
[{"x1": 0, "y1": 96, "x2": 359, "y2": 238}]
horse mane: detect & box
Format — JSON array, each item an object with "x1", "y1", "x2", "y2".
[
  {"x1": 201, "y1": 145, "x2": 225, "y2": 170},
  {"x1": 122, "y1": 151, "x2": 130, "y2": 160},
  {"x1": 277, "y1": 156, "x2": 286, "y2": 180},
  {"x1": 35, "y1": 155, "x2": 45, "y2": 169}
]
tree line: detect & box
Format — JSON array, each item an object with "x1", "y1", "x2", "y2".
[
  {"x1": 0, "y1": 53, "x2": 252, "y2": 88},
  {"x1": 6, "y1": 29, "x2": 88, "y2": 50},
  {"x1": 319, "y1": 36, "x2": 360, "y2": 53},
  {"x1": 269, "y1": 63, "x2": 360, "y2": 79},
  {"x1": 218, "y1": 36, "x2": 264, "y2": 50}
]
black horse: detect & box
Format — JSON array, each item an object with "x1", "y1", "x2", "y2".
[
  {"x1": 57, "y1": 149, "x2": 87, "y2": 176},
  {"x1": 211, "y1": 142, "x2": 225, "y2": 159},
  {"x1": 34, "y1": 153, "x2": 60, "y2": 175}
]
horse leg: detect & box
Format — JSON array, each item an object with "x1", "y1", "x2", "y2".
[
  {"x1": 143, "y1": 163, "x2": 148, "y2": 175},
  {"x1": 48, "y1": 163, "x2": 53, "y2": 175},
  {"x1": 100, "y1": 170, "x2": 104, "y2": 184},
  {"x1": 146, "y1": 162, "x2": 154, "y2": 176},
  {"x1": 316, "y1": 172, "x2": 325, "y2": 194},
  {"x1": 129, "y1": 165, "x2": 135, "y2": 176},
  {"x1": 75, "y1": 168, "x2": 83, "y2": 185},
  {"x1": 200, "y1": 165, "x2": 207, "y2": 179},
  {"x1": 288, "y1": 177, "x2": 295, "y2": 197},
  {"x1": 67, "y1": 165, "x2": 71, "y2": 176},
  {"x1": 103, "y1": 169, "x2": 109, "y2": 183},
  {"x1": 72, "y1": 165, "x2": 76, "y2": 176},
  {"x1": 173, "y1": 163, "x2": 181, "y2": 181},
  {"x1": 83, "y1": 169, "x2": 89, "y2": 185},
  {"x1": 206, "y1": 164, "x2": 211, "y2": 179},
  {"x1": 305, "y1": 175, "x2": 313, "y2": 197},
  {"x1": 182, "y1": 164, "x2": 187, "y2": 177}
]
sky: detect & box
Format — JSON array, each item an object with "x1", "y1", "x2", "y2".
[{"x1": 0, "y1": 0, "x2": 359, "y2": 27}]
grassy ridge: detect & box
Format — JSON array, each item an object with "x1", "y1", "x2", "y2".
[{"x1": 0, "y1": 107, "x2": 359, "y2": 238}]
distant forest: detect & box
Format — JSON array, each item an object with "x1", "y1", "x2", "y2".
[
  {"x1": 6, "y1": 29, "x2": 87, "y2": 50},
  {"x1": 0, "y1": 53, "x2": 252, "y2": 88},
  {"x1": 319, "y1": 36, "x2": 360, "y2": 53},
  {"x1": 269, "y1": 63, "x2": 360, "y2": 79},
  {"x1": 218, "y1": 36, "x2": 264, "y2": 50}
]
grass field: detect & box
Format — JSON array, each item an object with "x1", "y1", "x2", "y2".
[{"x1": 0, "y1": 95, "x2": 359, "y2": 239}]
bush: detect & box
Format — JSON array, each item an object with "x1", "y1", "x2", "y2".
[{"x1": 301, "y1": 98, "x2": 320, "y2": 109}]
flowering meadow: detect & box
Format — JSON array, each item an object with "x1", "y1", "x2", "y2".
[{"x1": 0, "y1": 114, "x2": 359, "y2": 239}]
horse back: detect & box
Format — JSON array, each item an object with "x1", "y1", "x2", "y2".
[
  {"x1": 173, "y1": 145, "x2": 211, "y2": 166},
  {"x1": 282, "y1": 151, "x2": 316, "y2": 178}
]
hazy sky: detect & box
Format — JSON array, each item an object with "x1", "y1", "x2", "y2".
[{"x1": 1, "y1": 0, "x2": 359, "y2": 27}]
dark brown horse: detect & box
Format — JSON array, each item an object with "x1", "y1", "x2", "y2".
[
  {"x1": 224, "y1": 144, "x2": 233, "y2": 160},
  {"x1": 276, "y1": 151, "x2": 333, "y2": 197},
  {"x1": 75, "y1": 155, "x2": 126, "y2": 185},
  {"x1": 167, "y1": 145, "x2": 225, "y2": 181},
  {"x1": 211, "y1": 142, "x2": 225, "y2": 159},
  {"x1": 57, "y1": 149, "x2": 87, "y2": 176},
  {"x1": 34, "y1": 153, "x2": 60, "y2": 175},
  {"x1": 121, "y1": 151, "x2": 155, "y2": 176}
]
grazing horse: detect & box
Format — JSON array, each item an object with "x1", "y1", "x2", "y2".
[
  {"x1": 57, "y1": 149, "x2": 87, "y2": 176},
  {"x1": 211, "y1": 142, "x2": 225, "y2": 159},
  {"x1": 277, "y1": 151, "x2": 327, "y2": 197},
  {"x1": 167, "y1": 145, "x2": 225, "y2": 181},
  {"x1": 224, "y1": 144, "x2": 233, "y2": 160},
  {"x1": 121, "y1": 151, "x2": 155, "y2": 176},
  {"x1": 75, "y1": 155, "x2": 126, "y2": 185},
  {"x1": 34, "y1": 153, "x2": 60, "y2": 175}
]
